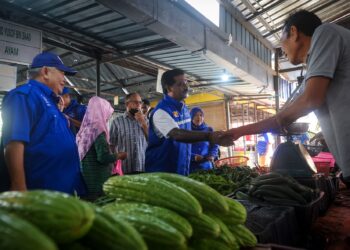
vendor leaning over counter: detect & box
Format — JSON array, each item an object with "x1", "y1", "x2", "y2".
[
  {"x1": 145, "y1": 69, "x2": 231, "y2": 175},
  {"x1": 223, "y1": 10, "x2": 350, "y2": 186}
]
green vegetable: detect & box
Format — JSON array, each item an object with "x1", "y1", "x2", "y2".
[
  {"x1": 189, "y1": 238, "x2": 233, "y2": 250},
  {"x1": 144, "y1": 172, "x2": 229, "y2": 213},
  {"x1": 0, "y1": 210, "x2": 57, "y2": 250},
  {"x1": 103, "y1": 202, "x2": 192, "y2": 238},
  {"x1": 105, "y1": 208, "x2": 186, "y2": 249},
  {"x1": 81, "y1": 207, "x2": 147, "y2": 250},
  {"x1": 103, "y1": 175, "x2": 202, "y2": 216},
  {"x1": 207, "y1": 214, "x2": 239, "y2": 248},
  {"x1": 0, "y1": 191, "x2": 94, "y2": 244},
  {"x1": 187, "y1": 213, "x2": 220, "y2": 238},
  {"x1": 220, "y1": 197, "x2": 247, "y2": 225},
  {"x1": 228, "y1": 224, "x2": 257, "y2": 247}
]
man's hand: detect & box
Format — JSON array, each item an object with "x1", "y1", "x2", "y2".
[
  {"x1": 224, "y1": 128, "x2": 242, "y2": 141},
  {"x1": 134, "y1": 111, "x2": 147, "y2": 125},
  {"x1": 116, "y1": 152, "x2": 127, "y2": 160},
  {"x1": 5, "y1": 141, "x2": 27, "y2": 191},
  {"x1": 194, "y1": 155, "x2": 204, "y2": 162},
  {"x1": 209, "y1": 131, "x2": 235, "y2": 147},
  {"x1": 205, "y1": 156, "x2": 215, "y2": 162}
]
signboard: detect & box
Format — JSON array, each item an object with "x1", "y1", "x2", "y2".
[
  {"x1": 0, "y1": 19, "x2": 42, "y2": 65},
  {"x1": 0, "y1": 64, "x2": 16, "y2": 91}
]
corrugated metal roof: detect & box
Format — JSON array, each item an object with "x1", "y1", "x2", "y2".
[
  {"x1": 1, "y1": 0, "x2": 258, "y2": 101},
  {"x1": 229, "y1": 0, "x2": 350, "y2": 46}
]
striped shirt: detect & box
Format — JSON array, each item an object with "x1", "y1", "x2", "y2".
[{"x1": 109, "y1": 112, "x2": 148, "y2": 173}]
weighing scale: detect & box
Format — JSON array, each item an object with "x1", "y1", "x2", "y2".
[{"x1": 270, "y1": 123, "x2": 317, "y2": 177}]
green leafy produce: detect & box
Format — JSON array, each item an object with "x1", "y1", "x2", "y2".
[{"x1": 189, "y1": 165, "x2": 258, "y2": 195}]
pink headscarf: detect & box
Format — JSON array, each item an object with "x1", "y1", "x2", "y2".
[{"x1": 76, "y1": 96, "x2": 114, "y2": 160}]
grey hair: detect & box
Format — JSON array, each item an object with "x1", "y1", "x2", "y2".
[{"x1": 28, "y1": 66, "x2": 56, "y2": 79}]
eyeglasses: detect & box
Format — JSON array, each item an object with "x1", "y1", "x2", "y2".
[{"x1": 127, "y1": 100, "x2": 142, "y2": 104}]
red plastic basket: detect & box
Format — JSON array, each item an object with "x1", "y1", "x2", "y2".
[{"x1": 215, "y1": 156, "x2": 249, "y2": 167}]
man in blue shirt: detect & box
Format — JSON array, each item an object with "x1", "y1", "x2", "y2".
[
  {"x1": 145, "y1": 69, "x2": 231, "y2": 175},
  {"x1": 61, "y1": 87, "x2": 87, "y2": 135},
  {"x1": 0, "y1": 52, "x2": 86, "y2": 195}
]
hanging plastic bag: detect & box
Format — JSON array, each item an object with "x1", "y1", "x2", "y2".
[{"x1": 112, "y1": 159, "x2": 123, "y2": 176}]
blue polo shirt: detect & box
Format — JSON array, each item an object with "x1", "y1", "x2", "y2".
[
  {"x1": 63, "y1": 99, "x2": 87, "y2": 135},
  {"x1": 0, "y1": 80, "x2": 86, "y2": 195},
  {"x1": 145, "y1": 95, "x2": 191, "y2": 175}
]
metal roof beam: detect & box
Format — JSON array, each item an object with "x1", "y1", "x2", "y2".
[
  {"x1": 246, "y1": 0, "x2": 289, "y2": 21},
  {"x1": 97, "y1": 0, "x2": 274, "y2": 89}
]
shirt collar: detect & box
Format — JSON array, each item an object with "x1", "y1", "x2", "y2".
[
  {"x1": 123, "y1": 111, "x2": 135, "y2": 120},
  {"x1": 164, "y1": 95, "x2": 185, "y2": 111},
  {"x1": 29, "y1": 79, "x2": 59, "y2": 103}
]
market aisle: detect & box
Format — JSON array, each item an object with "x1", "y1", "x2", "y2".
[{"x1": 312, "y1": 186, "x2": 350, "y2": 250}]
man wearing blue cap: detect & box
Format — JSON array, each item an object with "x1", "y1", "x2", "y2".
[
  {"x1": 0, "y1": 52, "x2": 86, "y2": 195},
  {"x1": 61, "y1": 87, "x2": 87, "y2": 135}
]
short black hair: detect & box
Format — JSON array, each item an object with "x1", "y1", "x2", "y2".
[
  {"x1": 161, "y1": 69, "x2": 185, "y2": 94},
  {"x1": 125, "y1": 92, "x2": 139, "y2": 102},
  {"x1": 142, "y1": 99, "x2": 150, "y2": 106},
  {"x1": 283, "y1": 10, "x2": 322, "y2": 37}
]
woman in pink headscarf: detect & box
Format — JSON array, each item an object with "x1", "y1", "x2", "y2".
[{"x1": 76, "y1": 96, "x2": 126, "y2": 200}]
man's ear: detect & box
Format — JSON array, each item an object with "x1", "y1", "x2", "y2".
[{"x1": 290, "y1": 25, "x2": 299, "y2": 42}]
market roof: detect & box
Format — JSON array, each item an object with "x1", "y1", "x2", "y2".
[
  {"x1": 1, "y1": 0, "x2": 349, "y2": 107},
  {"x1": 224, "y1": 0, "x2": 350, "y2": 82},
  {"x1": 0, "y1": 0, "x2": 275, "y2": 106}
]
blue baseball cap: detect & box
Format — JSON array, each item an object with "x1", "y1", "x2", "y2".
[
  {"x1": 30, "y1": 52, "x2": 77, "y2": 76},
  {"x1": 61, "y1": 87, "x2": 71, "y2": 95}
]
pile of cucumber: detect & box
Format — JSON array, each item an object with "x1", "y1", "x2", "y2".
[
  {"x1": 235, "y1": 172, "x2": 318, "y2": 206},
  {"x1": 101, "y1": 172, "x2": 257, "y2": 249}
]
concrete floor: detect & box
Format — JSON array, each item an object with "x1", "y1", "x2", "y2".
[{"x1": 312, "y1": 184, "x2": 350, "y2": 250}]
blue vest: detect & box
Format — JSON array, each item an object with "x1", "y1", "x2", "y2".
[{"x1": 145, "y1": 95, "x2": 191, "y2": 175}]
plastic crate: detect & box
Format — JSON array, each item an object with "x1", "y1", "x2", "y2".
[
  {"x1": 238, "y1": 199, "x2": 300, "y2": 246},
  {"x1": 246, "y1": 191, "x2": 325, "y2": 232},
  {"x1": 215, "y1": 156, "x2": 249, "y2": 167}
]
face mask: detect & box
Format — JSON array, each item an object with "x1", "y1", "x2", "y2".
[{"x1": 129, "y1": 108, "x2": 139, "y2": 116}]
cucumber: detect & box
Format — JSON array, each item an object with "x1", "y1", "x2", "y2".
[
  {"x1": 187, "y1": 213, "x2": 220, "y2": 238},
  {"x1": 0, "y1": 210, "x2": 57, "y2": 250},
  {"x1": 189, "y1": 238, "x2": 234, "y2": 250},
  {"x1": 261, "y1": 196, "x2": 301, "y2": 206},
  {"x1": 251, "y1": 177, "x2": 287, "y2": 187},
  {"x1": 81, "y1": 207, "x2": 147, "y2": 250},
  {"x1": 105, "y1": 209, "x2": 186, "y2": 249},
  {"x1": 257, "y1": 185, "x2": 307, "y2": 204},
  {"x1": 252, "y1": 189, "x2": 289, "y2": 200},
  {"x1": 207, "y1": 214, "x2": 239, "y2": 248},
  {"x1": 103, "y1": 175, "x2": 202, "y2": 216},
  {"x1": 0, "y1": 191, "x2": 94, "y2": 244},
  {"x1": 103, "y1": 202, "x2": 192, "y2": 238},
  {"x1": 253, "y1": 172, "x2": 282, "y2": 181},
  {"x1": 143, "y1": 173, "x2": 229, "y2": 213},
  {"x1": 219, "y1": 197, "x2": 247, "y2": 225},
  {"x1": 228, "y1": 224, "x2": 257, "y2": 247}
]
